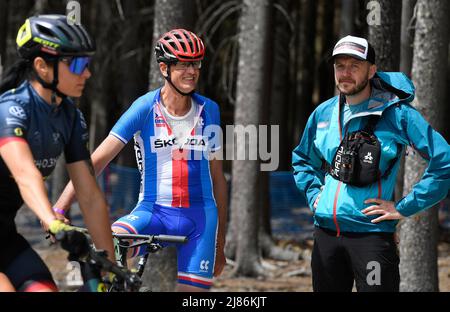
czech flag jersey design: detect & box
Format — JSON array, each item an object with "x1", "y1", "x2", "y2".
[
  {"x1": 110, "y1": 89, "x2": 222, "y2": 208},
  {"x1": 110, "y1": 89, "x2": 222, "y2": 288}
]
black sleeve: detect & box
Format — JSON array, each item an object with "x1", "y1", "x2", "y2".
[{"x1": 0, "y1": 100, "x2": 29, "y2": 140}]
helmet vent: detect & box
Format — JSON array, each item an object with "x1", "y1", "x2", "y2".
[
  {"x1": 37, "y1": 25, "x2": 57, "y2": 41},
  {"x1": 59, "y1": 27, "x2": 74, "y2": 43}
]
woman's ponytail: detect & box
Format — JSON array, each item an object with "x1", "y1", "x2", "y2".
[{"x1": 0, "y1": 58, "x2": 31, "y2": 94}]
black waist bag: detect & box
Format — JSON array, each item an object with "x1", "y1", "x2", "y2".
[{"x1": 329, "y1": 115, "x2": 381, "y2": 187}]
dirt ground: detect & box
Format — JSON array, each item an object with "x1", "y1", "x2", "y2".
[
  {"x1": 15, "y1": 205, "x2": 450, "y2": 292},
  {"x1": 34, "y1": 236, "x2": 450, "y2": 292}
]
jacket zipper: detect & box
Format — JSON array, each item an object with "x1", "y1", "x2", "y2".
[
  {"x1": 333, "y1": 181, "x2": 342, "y2": 237},
  {"x1": 333, "y1": 101, "x2": 344, "y2": 237}
]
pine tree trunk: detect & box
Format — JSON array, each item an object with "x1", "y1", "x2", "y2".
[
  {"x1": 270, "y1": 0, "x2": 291, "y2": 170},
  {"x1": 230, "y1": 0, "x2": 273, "y2": 277},
  {"x1": 86, "y1": 1, "x2": 113, "y2": 149},
  {"x1": 296, "y1": 0, "x2": 317, "y2": 134},
  {"x1": 400, "y1": 0, "x2": 416, "y2": 76},
  {"x1": 116, "y1": 1, "x2": 153, "y2": 167},
  {"x1": 340, "y1": 0, "x2": 355, "y2": 37},
  {"x1": 0, "y1": 0, "x2": 9, "y2": 70},
  {"x1": 33, "y1": 0, "x2": 48, "y2": 13},
  {"x1": 142, "y1": 0, "x2": 197, "y2": 292},
  {"x1": 3, "y1": 0, "x2": 34, "y2": 69},
  {"x1": 396, "y1": 0, "x2": 416, "y2": 203},
  {"x1": 399, "y1": 0, "x2": 449, "y2": 292},
  {"x1": 148, "y1": 0, "x2": 196, "y2": 90},
  {"x1": 368, "y1": 0, "x2": 402, "y2": 204},
  {"x1": 317, "y1": 0, "x2": 336, "y2": 103},
  {"x1": 259, "y1": 0, "x2": 274, "y2": 243},
  {"x1": 367, "y1": 0, "x2": 401, "y2": 71}
]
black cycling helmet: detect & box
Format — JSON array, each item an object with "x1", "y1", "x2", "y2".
[
  {"x1": 16, "y1": 14, "x2": 96, "y2": 60},
  {"x1": 15, "y1": 14, "x2": 95, "y2": 103}
]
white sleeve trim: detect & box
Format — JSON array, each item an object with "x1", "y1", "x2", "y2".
[{"x1": 110, "y1": 132, "x2": 128, "y2": 144}]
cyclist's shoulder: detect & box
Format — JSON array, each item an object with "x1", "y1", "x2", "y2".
[
  {"x1": 127, "y1": 89, "x2": 160, "y2": 114},
  {"x1": 192, "y1": 93, "x2": 219, "y2": 115},
  {"x1": 0, "y1": 83, "x2": 32, "y2": 124},
  {"x1": 0, "y1": 82, "x2": 31, "y2": 108},
  {"x1": 192, "y1": 93, "x2": 218, "y2": 107}
]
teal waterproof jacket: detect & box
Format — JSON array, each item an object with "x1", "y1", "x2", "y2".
[{"x1": 292, "y1": 72, "x2": 450, "y2": 234}]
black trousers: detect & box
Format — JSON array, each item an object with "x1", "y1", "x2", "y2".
[{"x1": 311, "y1": 226, "x2": 400, "y2": 292}]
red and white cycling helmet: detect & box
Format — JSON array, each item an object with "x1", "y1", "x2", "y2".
[{"x1": 155, "y1": 29, "x2": 205, "y2": 63}]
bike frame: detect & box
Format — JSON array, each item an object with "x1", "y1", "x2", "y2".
[{"x1": 113, "y1": 233, "x2": 188, "y2": 278}]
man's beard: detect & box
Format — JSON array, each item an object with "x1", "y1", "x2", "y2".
[{"x1": 337, "y1": 77, "x2": 369, "y2": 96}]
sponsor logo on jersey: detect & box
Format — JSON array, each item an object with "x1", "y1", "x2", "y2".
[
  {"x1": 125, "y1": 215, "x2": 140, "y2": 222},
  {"x1": 53, "y1": 133, "x2": 61, "y2": 144},
  {"x1": 151, "y1": 135, "x2": 207, "y2": 151},
  {"x1": 78, "y1": 112, "x2": 87, "y2": 129},
  {"x1": 200, "y1": 260, "x2": 210, "y2": 272},
  {"x1": 155, "y1": 113, "x2": 165, "y2": 127},
  {"x1": 34, "y1": 157, "x2": 58, "y2": 169},
  {"x1": 6, "y1": 118, "x2": 26, "y2": 127},
  {"x1": 9, "y1": 106, "x2": 27, "y2": 120},
  {"x1": 14, "y1": 128, "x2": 23, "y2": 137},
  {"x1": 32, "y1": 131, "x2": 41, "y2": 144}
]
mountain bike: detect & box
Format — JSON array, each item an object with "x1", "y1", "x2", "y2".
[
  {"x1": 111, "y1": 233, "x2": 188, "y2": 292},
  {"x1": 53, "y1": 227, "x2": 141, "y2": 292},
  {"x1": 53, "y1": 228, "x2": 187, "y2": 292}
]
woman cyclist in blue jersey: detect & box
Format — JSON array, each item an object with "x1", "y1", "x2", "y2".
[
  {"x1": 0, "y1": 15, "x2": 115, "y2": 291},
  {"x1": 55, "y1": 29, "x2": 228, "y2": 292}
]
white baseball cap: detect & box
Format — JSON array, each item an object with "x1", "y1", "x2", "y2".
[{"x1": 331, "y1": 35, "x2": 376, "y2": 64}]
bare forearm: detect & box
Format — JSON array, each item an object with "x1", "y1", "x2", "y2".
[
  {"x1": 55, "y1": 136, "x2": 124, "y2": 212},
  {"x1": 0, "y1": 141, "x2": 56, "y2": 227},
  {"x1": 214, "y1": 175, "x2": 228, "y2": 245},
  {"x1": 54, "y1": 155, "x2": 107, "y2": 211},
  {"x1": 67, "y1": 160, "x2": 115, "y2": 261},
  {"x1": 15, "y1": 168, "x2": 55, "y2": 227},
  {"x1": 54, "y1": 181, "x2": 76, "y2": 211},
  {"x1": 78, "y1": 187, "x2": 115, "y2": 261}
]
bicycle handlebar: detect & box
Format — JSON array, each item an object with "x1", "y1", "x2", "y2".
[
  {"x1": 55, "y1": 230, "x2": 90, "y2": 259},
  {"x1": 113, "y1": 233, "x2": 188, "y2": 244}
]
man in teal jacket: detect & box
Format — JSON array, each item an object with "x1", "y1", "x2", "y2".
[{"x1": 292, "y1": 35, "x2": 450, "y2": 292}]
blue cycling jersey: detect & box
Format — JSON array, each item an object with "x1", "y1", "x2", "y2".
[
  {"x1": 110, "y1": 88, "x2": 222, "y2": 289},
  {"x1": 110, "y1": 88, "x2": 221, "y2": 208}
]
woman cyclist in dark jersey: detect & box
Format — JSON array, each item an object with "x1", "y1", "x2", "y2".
[{"x1": 0, "y1": 15, "x2": 114, "y2": 292}]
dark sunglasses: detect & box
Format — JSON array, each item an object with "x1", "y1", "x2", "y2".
[{"x1": 60, "y1": 56, "x2": 91, "y2": 75}]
